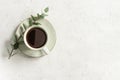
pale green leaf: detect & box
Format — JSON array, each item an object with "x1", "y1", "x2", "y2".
[
  {"x1": 31, "y1": 15, "x2": 36, "y2": 21},
  {"x1": 44, "y1": 7, "x2": 49, "y2": 13},
  {"x1": 20, "y1": 27, "x2": 23, "y2": 34},
  {"x1": 23, "y1": 23, "x2": 26, "y2": 30},
  {"x1": 29, "y1": 18, "x2": 33, "y2": 26},
  {"x1": 33, "y1": 22, "x2": 41, "y2": 25}
]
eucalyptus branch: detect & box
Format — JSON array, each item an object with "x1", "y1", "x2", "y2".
[
  {"x1": 8, "y1": 7, "x2": 49, "y2": 59},
  {"x1": 29, "y1": 7, "x2": 49, "y2": 26},
  {"x1": 8, "y1": 49, "x2": 14, "y2": 59}
]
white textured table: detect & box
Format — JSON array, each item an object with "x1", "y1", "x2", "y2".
[{"x1": 0, "y1": 0, "x2": 120, "y2": 80}]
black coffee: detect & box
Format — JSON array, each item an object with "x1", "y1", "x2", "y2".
[{"x1": 26, "y1": 27, "x2": 47, "y2": 48}]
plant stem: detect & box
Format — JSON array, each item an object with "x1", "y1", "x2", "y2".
[{"x1": 8, "y1": 49, "x2": 14, "y2": 59}]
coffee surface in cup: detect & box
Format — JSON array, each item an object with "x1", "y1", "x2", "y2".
[{"x1": 26, "y1": 27, "x2": 47, "y2": 48}]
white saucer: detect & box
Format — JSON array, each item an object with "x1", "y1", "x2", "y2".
[{"x1": 15, "y1": 18, "x2": 56, "y2": 57}]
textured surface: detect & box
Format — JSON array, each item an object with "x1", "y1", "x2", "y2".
[{"x1": 0, "y1": 0, "x2": 120, "y2": 80}]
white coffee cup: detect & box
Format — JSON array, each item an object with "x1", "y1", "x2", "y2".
[{"x1": 23, "y1": 25, "x2": 49, "y2": 55}]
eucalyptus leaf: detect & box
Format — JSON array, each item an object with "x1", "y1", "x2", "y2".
[
  {"x1": 20, "y1": 27, "x2": 23, "y2": 34},
  {"x1": 34, "y1": 17, "x2": 38, "y2": 21},
  {"x1": 39, "y1": 15, "x2": 44, "y2": 19},
  {"x1": 42, "y1": 13, "x2": 48, "y2": 16},
  {"x1": 44, "y1": 7, "x2": 49, "y2": 13},
  {"x1": 13, "y1": 43, "x2": 19, "y2": 49},
  {"x1": 38, "y1": 13, "x2": 47, "y2": 19},
  {"x1": 23, "y1": 23, "x2": 26, "y2": 30},
  {"x1": 31, "y1": 15, "x2": 36, "y2": 21},
  {"x1": 37, "y1": 13, "x2": 40, "y2": 18},
  {"x1": 29, "y1": 18, "x2": 33, "y2": 26},
  {"x1": 18, "y1": 41, "x2": 24, "y2": 44},
  {"x1": 33, "y1": 22, "x2": 41, "y2": 25}
]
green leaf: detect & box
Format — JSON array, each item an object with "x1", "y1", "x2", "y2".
[
  {"x1": 34, "y1": 17, "x2": 38, "y2": 21},
  {"x1": 20, "y1": 27, "x2": 23, "y2": 34},
  {"x1": 37, "y1": 13, "x2": 40, "y2": 18},
  {"x1": 44, "y1": 7, "x2": 49, "y2": 13},
  {"x1": 23, "y1": 23, "x2": 26, "y2": 30},
  {"x1": 29, "y1": 18, "x2": 33, "y2": 26},
  {"x1": 37, "y1": 13, "x2": 45, "y2": 19},
  {"x1": 39, "y1": 15, "x2": 44, "y2": 19},
  {"x1": 42, "y1": 13, "x2": 48, "y2": 16},
  {"x1": 13, "y1": 43, "x2": 19, "y2": 49},
  {"x1": 33, "y1": 22, "x2": 41, "y2": 25},
  {"x1": 18, "y1": 41, "x2": 24, "y2": 44},
  {"x1": 38, "y1": 13, "x2": 48, "y2": 19},
  {"x1": 31, "y1": 15, "x2": 36, "y2": 21}
]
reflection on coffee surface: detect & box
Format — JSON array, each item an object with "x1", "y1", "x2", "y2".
[{"x1": 26, "y1": 27, "x2": 47, "y2": 48}]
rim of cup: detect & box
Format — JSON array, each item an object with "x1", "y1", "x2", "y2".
[{"x1": 23, "y1": 25, "x2": 48, "y2": 50}]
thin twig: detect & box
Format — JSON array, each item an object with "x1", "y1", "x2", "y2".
[{"x1": 8, "y1": 49, "x2": 14, "y2": 59}]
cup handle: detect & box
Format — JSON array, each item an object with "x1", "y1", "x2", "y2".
[{"x1": 40, "y1": 47, "x2": 50, "y2": 55}]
